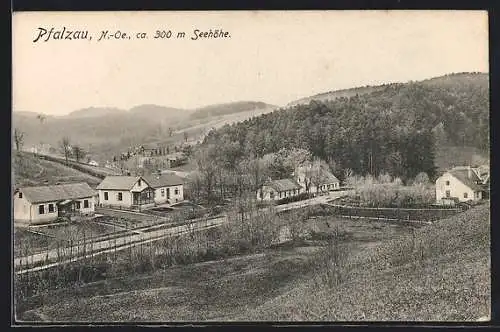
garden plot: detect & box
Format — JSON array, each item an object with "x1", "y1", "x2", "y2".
[{"x1": 14, "y1": 228, "x2": 51, "y2": 257}]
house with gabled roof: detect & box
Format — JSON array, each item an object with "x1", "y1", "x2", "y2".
[
  {"x1": 257, "y1": 178, "x2": 303, "y2": 201},
  {"x1": 96, "y1": 176, "x2": 155, "y2": 210},
  {"x1": 143, "y1": 173, "x2": 184, "y2": 204},
  {"x1": 13, "y1": 182, "x2": 97, "y2": 225},
  {"x1": 435, "y1": 166, "x2": 488, "y2": 203},
  {"x1": 295, "y1": 164, "x2": 340, "y2": 194}
]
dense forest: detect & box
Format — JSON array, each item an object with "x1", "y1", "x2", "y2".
[{"x1": 202, "y1": 73, "x2": 489, "y2": 182}]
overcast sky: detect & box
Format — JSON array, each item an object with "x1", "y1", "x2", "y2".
[{"x1": 13, "y1": 10, "x2": 488, "y2": 116}]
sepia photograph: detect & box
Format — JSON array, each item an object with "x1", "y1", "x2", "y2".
[{"x1": 12, "y1": 10, "x2": 490, "y2": 323}]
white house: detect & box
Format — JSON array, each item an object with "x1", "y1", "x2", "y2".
[
  {"x1": 144, "y1": 173, "x2": 184, "y2": 205},
  {"x1": 435, "y1": 166, "x2": 487, "y2": 204},
  {"x1": 257, "y1": 178, "x2": 303, "y2": 201},
  {"x1": 88, "y1": 160, "x2": 99, "y2": 167},
  {"x1": 295, "y1": 165, "x2": 340, "y2": 194},
  {"x1": 13, "y1": 182, "x2": 96, "y2": 225},
  {"x1": 96, "y1": 176, "x2": 155, "y2": 210}
]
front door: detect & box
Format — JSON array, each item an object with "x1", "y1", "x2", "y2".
[{"x1": 133, "y1": 192, "x2": 140, "y2": 205}]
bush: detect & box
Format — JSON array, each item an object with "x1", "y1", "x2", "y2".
[
  {"x1": 350, "y1": 176, "x2": 435, "y2": 208},
  {"x1": 275, "y1": 192, "x2": 314, "y2": 205}
]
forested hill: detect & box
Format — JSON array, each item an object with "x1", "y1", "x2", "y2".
[{"x1": 203, "y1": 72, "x2": 489, "y2": 181}]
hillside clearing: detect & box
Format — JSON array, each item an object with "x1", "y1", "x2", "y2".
[{"x1": 12, "y1": 152, "x2": 102, "y2": 188}]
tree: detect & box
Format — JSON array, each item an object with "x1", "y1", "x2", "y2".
[
  {"x1": 168, "y1": 127, "x2": 174, "y2": 137},
  {"x1": 194, "y1": 144, "x2": 219, "y2": 205},
  {"x1": 183, "y1": 132, "x2": 189, "y2": 143},
  {"x1": 59, "y1": 137, "x2": 72, "y2": 164},
  {"x1": 309, "y1": 158, "x2": 329, "y2": 194},
  {"x1": 13, "y1": 128, "x2": 24, "y2": 151},
  {"x1": 413, "y1": 172, "x2": 429, "y2": 185},
  {"x1": 283, "y1": 148, "x2": 312, "y2": 173},
  {"x1": 72, "y1": 146, "x2": 86, "y2": 163}
]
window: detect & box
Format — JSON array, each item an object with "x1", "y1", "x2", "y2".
[
  {"x1": 161, "y1": 189, "x2": 165, "y2": 197},
  {"x1": 48, "y1": 204, "x2": 54, "y2": 213},
  {"x1": 84, "y1": 200, "x2": 89, "y2": 208},
  {"x1": 445, "y1": 190, "x2": 451, "y2": 198},
  {"x1": 270, "y1": 192, "x2": 275, "y2": 199},
  {"x1": 117, "y1": 192, "x2": 123, "y2": 201},
  {"x1": 104, "y1": 192, "x2": 109, "y2": 200},
  {"x1": 138, "y1": 179, "x2": 142, "y2": 186},
  {"x1": 175, "y1": 188, "x2": 179, "y2": 195},
  {"x1": 259, "y1": 191, "x2": 263, "y2": 199},
  {"x1": 39, "y1": 205, "x2": 45, "y2": 214},
  {"x1": 76, "y1": 201, "x2": 81, "y2": 209},
  {"x1": 18, "y1": 192, "x2": 22, "y2": 198},
  {"x1": 464, "y1": 193, "x2": 468, "y2": 199},
  {"x1": 446, "y1": 181, "x2": 450, "y2": 186}
]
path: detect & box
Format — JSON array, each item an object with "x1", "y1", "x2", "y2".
[
  {"x1": 14, "y1": 190, "x2": 351, "y2": 273},
  {"x1": 15, "y1": 217, "x2": 225, "y2": 273}
]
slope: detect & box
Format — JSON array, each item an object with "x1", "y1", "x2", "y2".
[
  {"x1": 12, "y1": 151, "x2": 102, "y2": 188},
  {"x1": 243, "y1": 203, "x2": 490, "y2": 321}
]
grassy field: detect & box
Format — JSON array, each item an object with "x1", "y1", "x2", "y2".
[
  {"x1": 18, "y1": 214, "x2": 415, "y2": 322},
  {"x1": 13, "y1": 152, "x2": 102, "y2": 188},
  {"x1": 16, "y1": 204, "x2": 489, "y2": 322},
  {"x1": 243, "y1": 204, "x2": 490, "y2": 321}
]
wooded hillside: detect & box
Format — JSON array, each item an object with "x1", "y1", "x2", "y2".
[{"x1": 203, "y1": 73, "x2": 489, "y2": 181}]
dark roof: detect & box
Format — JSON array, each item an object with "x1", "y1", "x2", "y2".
[
  {"x1": 265, "y1": 178, "x2": 302, "y2": 192},
  {"x1": 17, "y1": 182, "x2": 96, "y2": 204},
  {"x1": 143, "y1": 173, "x2": 184, "y2": 188},
  {"x1": 296, "y1": 166, "x2": 339, "y2": 185},
  {"x1": 96, "y1": 176, "x2": 142, "y2": 190},
  {"x1": 314, "y1": 170, "x2": 339, "y2": 185},
  {"x1": 449, "y1": 169, "x2": 484, "y2": 191}
]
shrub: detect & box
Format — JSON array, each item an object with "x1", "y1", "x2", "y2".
[{"x1": 275, "y1": 192, "x2": 314, "y2": 205}]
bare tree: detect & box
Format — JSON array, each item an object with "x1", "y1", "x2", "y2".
[
  {"x1": 343, "y1": 168, "x2": 354, "y2": 184},
  {"x1": 14, "y1": 128, "x2": 25, "y2": 151},
  {"x1": 72, "y1": 145, "x2": 86, "y2": 163},
  {"x1": 60, "y1": 137, "x2": 72, "y2": 164}
]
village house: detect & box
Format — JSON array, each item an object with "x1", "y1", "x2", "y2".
[
  {"x1": 97, "y1": 176, "x2": 156, "y2": 210},
  {"x1": 13, "y1": 182, "x2": 97, "y2": 225},
  {"x1": 435, "y1": 166, "x2": 489, "y2": 204},
  {"x1": 144, "y1": 173, "x2": 184, "y2": 204},
  {"x1": 295, "y1": 165, "x2": 340, "y2": 194},
  {"x1": 88, "y1": 160, "x2": 99, "y2": 167},
  {"x1": 165, "y1": 152, "x2": 188, "y2": 168},
  {"x1": 257, "y1": 178, "x2": 303, "y2": 201},
  {"x1": 97, "y1": 175, "x2": 185, "y2": 210}
]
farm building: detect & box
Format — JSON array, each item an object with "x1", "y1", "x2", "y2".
[
  {"x1": 435, "y1": 166, "x2": 489, "y2": 204},
  {"x1": 13, "y1": 182, "x2": 97, "y2": 225},
  {"x1": 257, "y1": 178, "x2": 302, "y2": 201},
  {"x1": 295, "y1": 165, "x2": 340, "y2": 194},
  {"x1": 144, "y1": 173, "x2": 184, "y2": 204}
]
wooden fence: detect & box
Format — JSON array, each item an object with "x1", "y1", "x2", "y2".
[{"x1": 321, "y1": 203, "x2": 462, "y2": 222}]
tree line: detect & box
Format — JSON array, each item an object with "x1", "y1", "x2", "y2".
[{"x1": 202, "y1": 77, "x2": 488, "y2": 183}]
